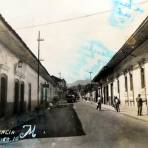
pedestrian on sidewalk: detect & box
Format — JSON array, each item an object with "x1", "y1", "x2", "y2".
[
  {"x1": 114, "y1": 96, "x2": 120, "y2": 112},
  {"x1": 136, "y1": 94, "x2": 143, "y2": 116},
  {"x1": 96, "y1": 95, "x2": 102, "y2": 111}
]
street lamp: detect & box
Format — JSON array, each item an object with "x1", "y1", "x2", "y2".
[{"x1": 18, "y1": 60, "x2": 23, "y2": 68}]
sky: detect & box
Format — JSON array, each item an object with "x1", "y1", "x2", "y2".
[{"x1": 0, "y1": 0, "x2": 148, "y2": 83}]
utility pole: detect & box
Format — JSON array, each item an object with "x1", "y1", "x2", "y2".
[
  {"x1": 88, "y1": 71, "x2": 93, "y2": 91},
  {"x1": 58, "y1": 72, "x2": 61, "y2": 79},
  {"x1": 88, "y1": 72, "x2": 93, "y2": 81},
  {"x1": 37, "y1": 31, "x2": 44, "y2": 105},
  {"x1": 58, "y1": 72, "x2": 63, "y2": 100}
]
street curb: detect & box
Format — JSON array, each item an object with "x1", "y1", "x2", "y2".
[{"x1": 116, "y1": 111, "x2": 148, "y2": 123}]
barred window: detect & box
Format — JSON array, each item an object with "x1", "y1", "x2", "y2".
[
  {"x1": 141, "y1": 67, "x2": 145, "y2": 88},
  {"x1": 125, "y1": 76, "x2": 128, "y2": 92},
  {"x1": 117, "y1": 79, "x2": 120, "y2": 93},
  {"x1": 130, "y1": 74, "x2": 133, "y2": 91}
]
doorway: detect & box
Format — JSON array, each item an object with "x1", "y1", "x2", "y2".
[
  {"x1": 0, "y1": 74, "x2": 7, "y2": 117},
  {"x1": 20, "y1": 81, "x2": 24, "y2": 113},
  {"x1": 28, "y1": 83, "x2": 31, "y2": 111},
  {"x1": 14, "y1": 79, "x2": 19, "y2": 114},
  {"x1": 110, "y1": 83, "x2": 113, "y2": 105}
]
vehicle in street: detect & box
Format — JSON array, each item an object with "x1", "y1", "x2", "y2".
[
  {"x1": 66, "y1": 89, "x2": 78, "y2": 103},
  {"x1": 66, "y1": 94, "x2": 76, "y2": 103}
]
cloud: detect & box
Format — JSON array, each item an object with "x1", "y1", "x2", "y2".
[
  {"x1": 1, "y1": 0, "x2": 147, "y2": 84},
  {"x1": 66, "y1": 40, "x2": 114, "y2": 83},
  {"x1": 109, "y1": 0, "x2": 144, "y2": 27}
]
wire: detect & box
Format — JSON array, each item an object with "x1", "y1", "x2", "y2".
[
  {"x1": 1, "y1": 0, "x2": 148, "y2": 31},
  {"x1": 15, "y1": 10, "x2": 110, "y2": 30},
  {"x1": 12, "y1": 0, "x2": 148, "y2": 30}
]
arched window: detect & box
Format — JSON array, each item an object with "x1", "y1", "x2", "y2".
[{"x1": 0, "y1": 74, "x2": 8, "y2": 116}]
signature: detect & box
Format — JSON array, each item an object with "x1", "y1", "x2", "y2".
[
  {"x1": 19, "y1": 125, "x2": 36, "y2": 139},
  {"x1": 0, "y1": 125, "x2": 36, "y2": 144}
]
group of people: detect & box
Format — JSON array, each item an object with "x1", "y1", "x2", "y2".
[
  {"x1": 96, "y1": 94, "x2": 143, "y2": 116},
  {"x1": 96, "y1": 95, "x2": 120, "y2": 112}
]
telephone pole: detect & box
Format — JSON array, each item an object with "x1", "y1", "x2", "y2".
[
  {"x1": 88, "y1": 72, "x2": 93, "y2": 81},
  {"x1": 37, "y1": 31, "x2": 44, "y2": 105},
  {"x1": 88, "y1": 71, "x2": 93, "y2": 91},
  {"x1": 58, "y1": 72, "x2": 61, "y2": 79}
]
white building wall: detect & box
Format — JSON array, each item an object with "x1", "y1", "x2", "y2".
[
  {"x1": 133, "y1": 67, "x2": 141, "y2": 101},
  {"x1": 109, "y1": 63, "x2": 148, "y2": 107},
  {"x1": 0, "y1": 43, "x2": 18, "y2": 103},
  {"x1": 113, "y1": 79, "x2": 118, "y2": 98},
  {"x1": 0, "y1": 41, "x2": 56, "y2": 114},
  {"x1": 118, "y1": 74, "x2": 125, "y2": 104},
  {"x1": 47, "y1": 83, "x2": 55, "y2": 101},
  {"x1": 25, "y1": 65, "x2": 46, "y2": 107},
  {"x1": 108, "y1": 83, "x2": 111, "y2": 97}
]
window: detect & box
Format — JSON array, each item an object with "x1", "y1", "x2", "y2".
[
  {"x1": 28, "y1": 83, "x2": 31, "y2": 111},
  {"x1": 0, "y1": 74, "x2": 7, "y2": 116},
  {"x1": 40, "y1": 84, "x2": 44, "y2": 104},
  {"x1": 141, "y1": 67, "x2": 145, "y2": 88},
  {"x1": 110, "y1": 83, "x2": 113, "y2": 105},
  {"x1": 20, "y1": 81, "x2": 25, "y2": 113},
  {"x1": 125, "y1": 76, "x2": 128, "y2": 92},
  {"x1": 14, "y1": 79, "x2": 19, "y2": 114},
  {"x1": 45, "y1": 88, "x2": 48, "y2": 101},
  {"x1": 117, "y1": 79, "x2": 120, "y2": 93},
  {"x1": 130, "y1": 73, "x2": 133, "y2": 91}
]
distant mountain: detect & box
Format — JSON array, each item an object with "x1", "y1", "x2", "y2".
[{"x1": 68, "y1": 80, "x2": 91, "y2": 87}]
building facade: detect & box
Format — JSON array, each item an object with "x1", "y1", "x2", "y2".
[
  {"x1": 51, "y1": 76, "x2": 67, "y2": 99},
  {"x1": 93, "y1": 17, "x2": 148, "y2": 112},
  {"x1": 0, "y1": 15, "x2": 58, "y2": 117}
]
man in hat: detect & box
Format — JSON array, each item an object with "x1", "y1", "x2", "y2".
[{"x1": 136, "y1": 94, "x2": 143, "y2": 116}]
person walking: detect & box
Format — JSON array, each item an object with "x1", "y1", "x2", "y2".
[
  {"x1": 96, "y1": 95, "x2": 102, "y2": 111},
  {"x1": 114, "y1": 96, "x2": 120, "y2": 112},
  {"x1": 136, "y1": 94, "x2": 143, "y2": 116}
]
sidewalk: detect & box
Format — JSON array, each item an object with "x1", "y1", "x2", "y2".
[{"x1": 82, "y1": 100, "x2": 148, "y2": 122}]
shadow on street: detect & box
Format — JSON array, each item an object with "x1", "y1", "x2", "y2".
[{"x1": 8, "y1": 103, "x2": 85, "y2": 142}]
